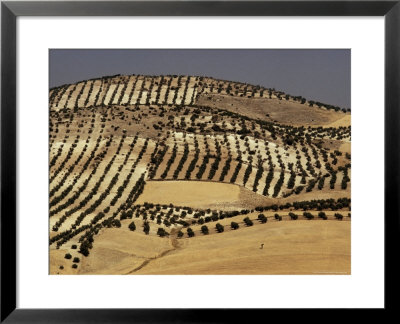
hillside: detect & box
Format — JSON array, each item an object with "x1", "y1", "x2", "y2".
[{"x1": 49, "y1": 74, "x2": 351, "y2": 274}]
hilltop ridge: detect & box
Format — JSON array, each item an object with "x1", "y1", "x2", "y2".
[{"x1": 50, "y1": 74, "x2": 350, "y2": 112}]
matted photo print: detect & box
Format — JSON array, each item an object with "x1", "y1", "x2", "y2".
[{"x1": 49, "y1": 49, "x2": 351, "y2": 275}]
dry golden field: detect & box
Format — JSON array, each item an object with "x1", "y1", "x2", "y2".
[{"x1": 49, "y1": 75, "x2": 351, "y2": 275}]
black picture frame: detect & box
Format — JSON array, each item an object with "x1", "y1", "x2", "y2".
[{"x1": 1, "y1": 0, "x2": 398, "y2": 322}]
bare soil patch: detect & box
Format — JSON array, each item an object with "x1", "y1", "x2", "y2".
[
  {"x1": 137, "y1": 220, "x2": 350, "y2": 274},
  {"x1": 197, "y1": 93, "x2": 347, "y2": 127},
  {"x1": 136, "y1": 180, "x2": 241, "y2": 210},
  {"x1": 74, "y1": 220, "x2": 350, "y2": 275}
]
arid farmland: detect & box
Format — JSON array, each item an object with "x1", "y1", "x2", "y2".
[{"x1": 49, "y1": 74, "x2": 351, "y2": 274}]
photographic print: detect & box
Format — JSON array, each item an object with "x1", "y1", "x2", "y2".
[{"x1": 49, "y1": 49, "x2": 351, "y2": 275}]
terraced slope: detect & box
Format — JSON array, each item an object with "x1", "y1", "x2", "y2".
[{"x1": 49, "y1": 74, "x2": 351, "y2": 274}]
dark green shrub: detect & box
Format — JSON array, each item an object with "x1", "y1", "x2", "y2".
[
  {"x1": 143, "y1": 222, "x2": 150, "y2": 235},
  {"x1": 334, "y1": 213, "x2": 343, "y2": 220},
  {"x1": 215, "y1": 223, "x2": 224, "y2": 233},
  {"x1": 187, "y1": 228, "x2": 195, "y2": 237},
  {"x1": 303, "y1": 212, "x2": 314, "y2": 220},
  {"x1": 258, "y1": 214, "x2": 268, "y2": 223},
  {"x1": 157, "y1": 227, "x2": 168, "y2": 237},
  {"x1": 128, "y1": 221, "x2": 136, "y2": 231},
  {"x1": 231, "y1": 222, "x2": 239, "y2": 230},
  {"x1": 243, "y1": 217, "x2": 253, "y2": 226}
]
